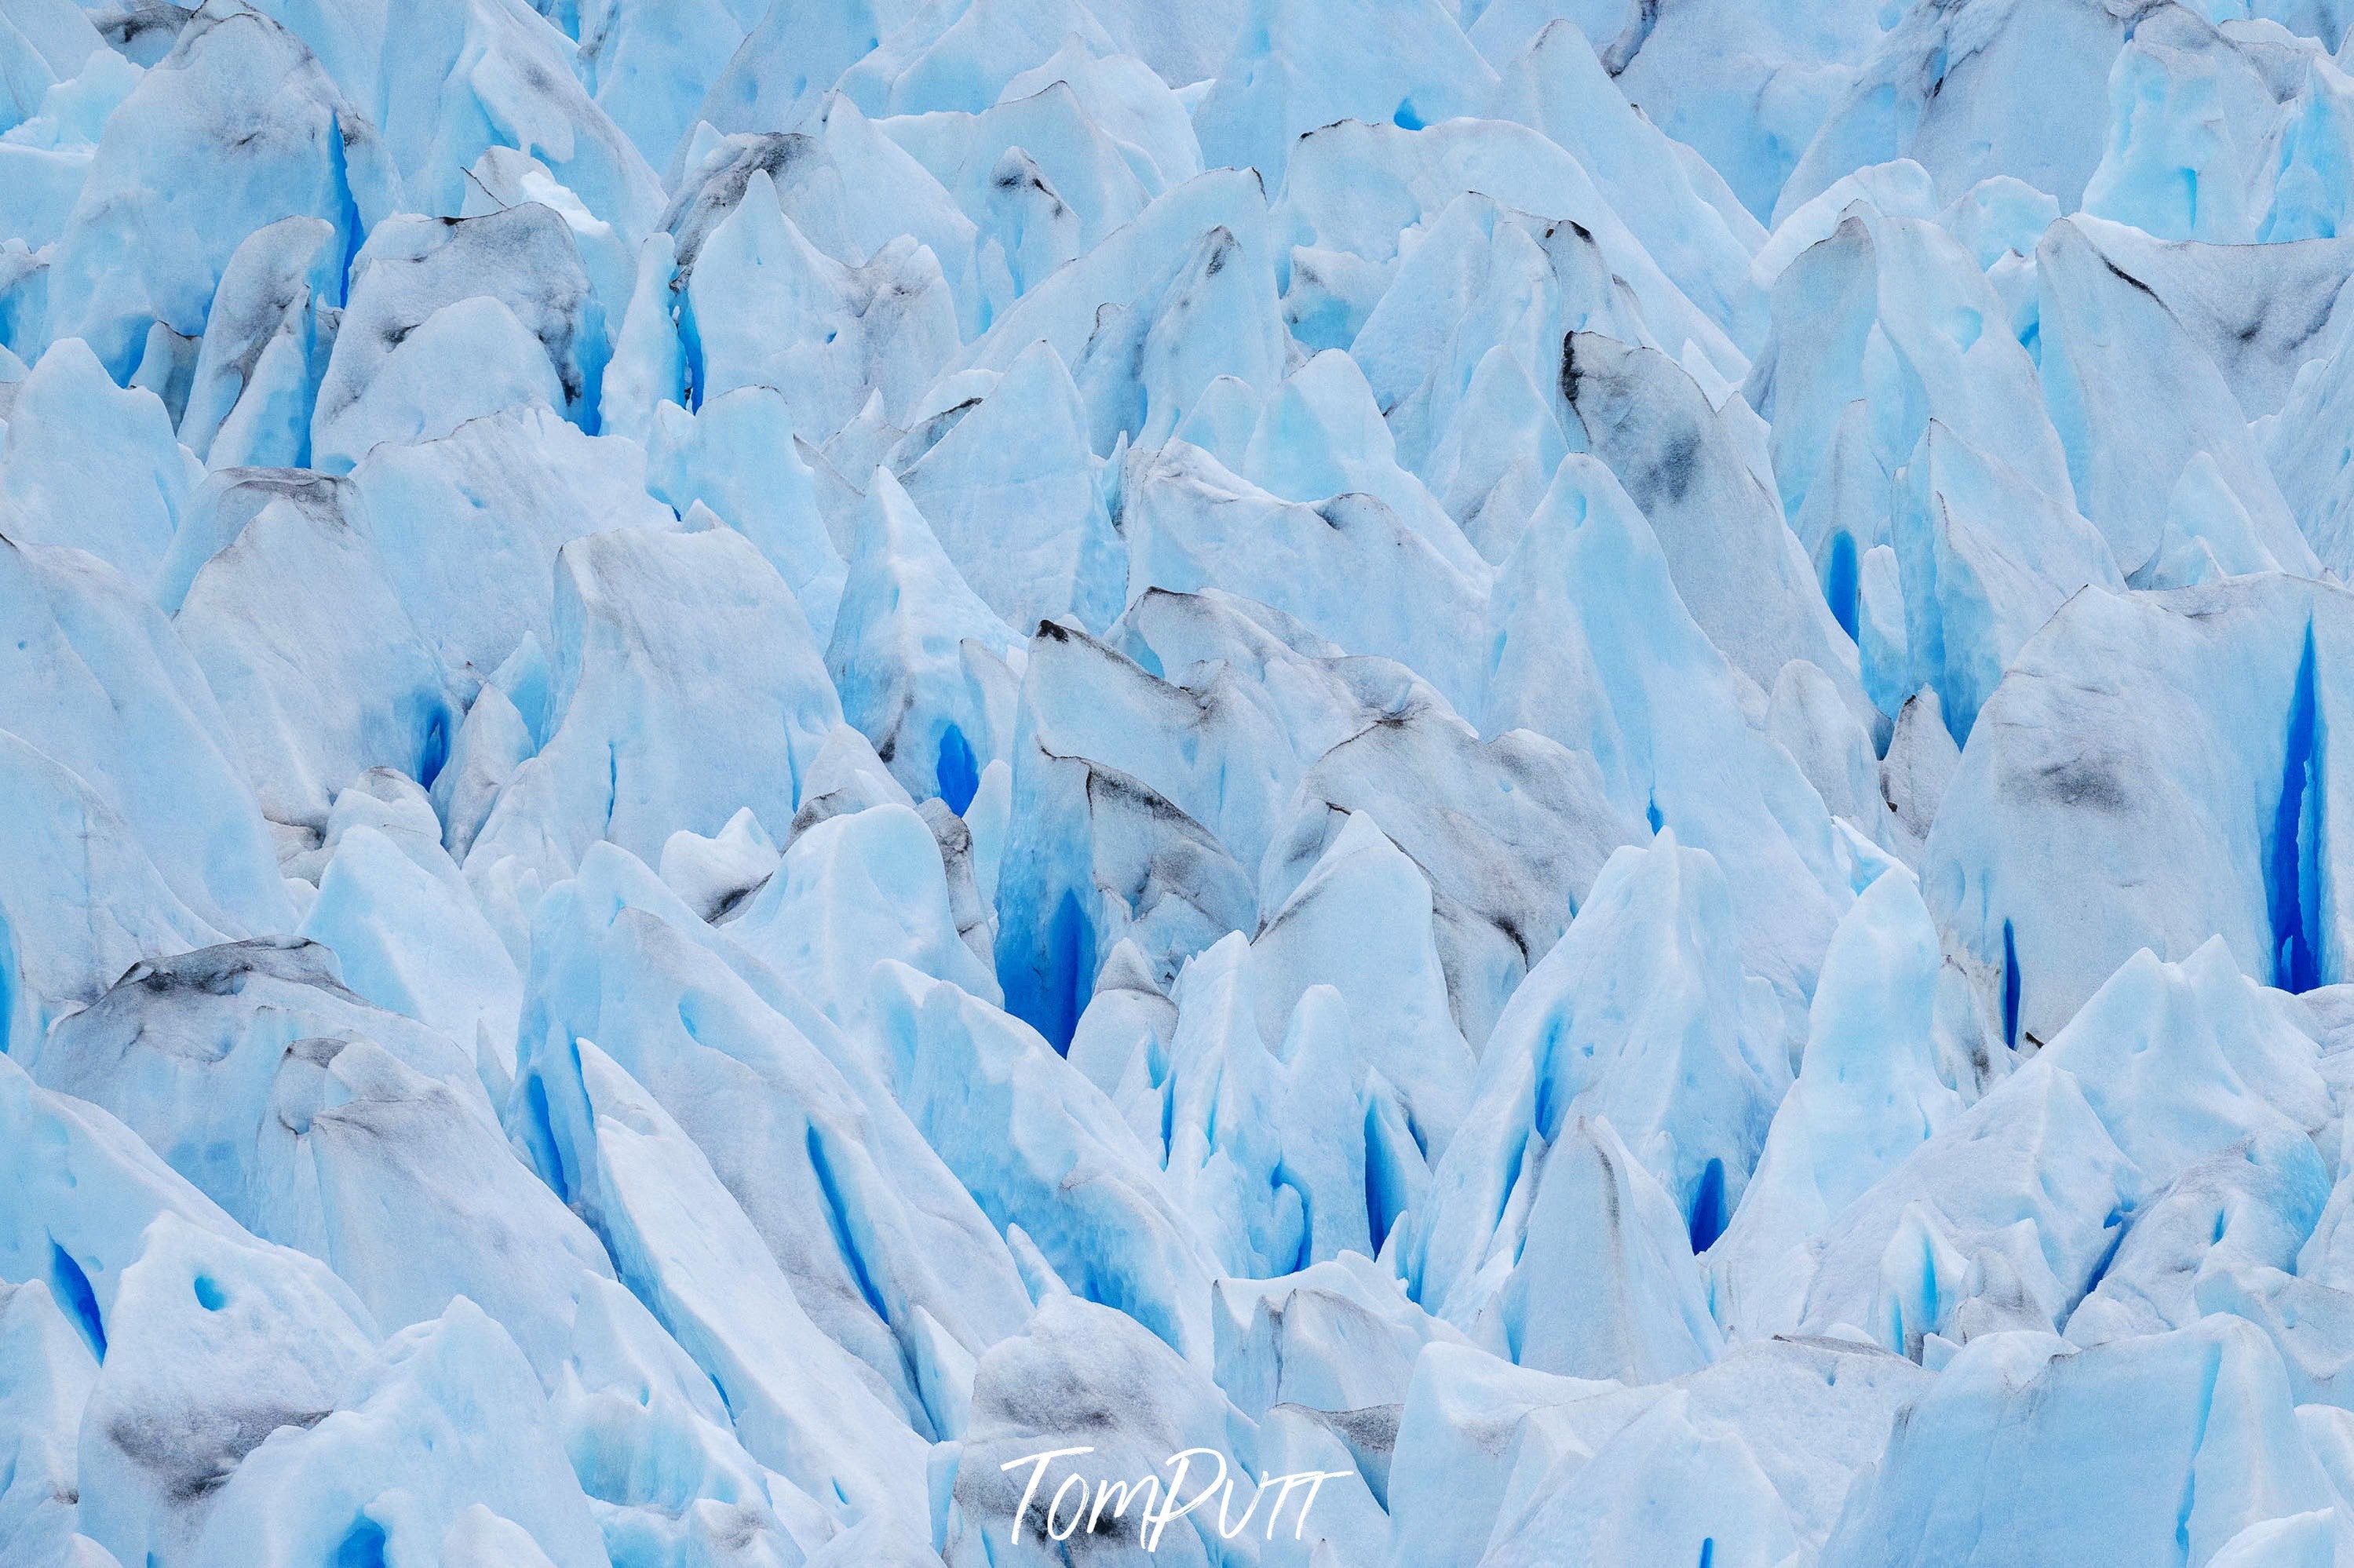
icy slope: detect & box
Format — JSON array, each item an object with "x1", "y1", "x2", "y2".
[{"x1": 9, "y1": 0, "x2": 2354, "y2": 1563}]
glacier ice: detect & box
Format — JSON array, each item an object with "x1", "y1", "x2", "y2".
[{"x1": 16, "y1": 0, "x2": 2354, "y2": 1563}]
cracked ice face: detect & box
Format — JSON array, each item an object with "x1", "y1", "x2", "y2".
[{"x1": 5, "y1": 0, "x2": 2354, "y2": 1563}]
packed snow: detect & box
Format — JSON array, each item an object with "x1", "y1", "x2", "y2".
[{"x1": 6, "y1": 0, "x2": 2354, "y2": 1562}]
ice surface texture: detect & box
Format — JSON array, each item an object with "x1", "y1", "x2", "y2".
[{"x1": 9, "y1": 0, "x2": 2354, "y2": 1563}]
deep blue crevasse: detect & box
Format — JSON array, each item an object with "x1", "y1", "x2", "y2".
[
  {"x1": 936, "y1": 723, "x2": 980, "y2": 816},
  {"x1": 2269, "y1": 623, "x2": 2323, "y2": 994}
]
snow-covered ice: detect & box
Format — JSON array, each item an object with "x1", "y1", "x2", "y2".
[{"x1": 9, "y1": 0, "x2": 2354, "y2": 1562}]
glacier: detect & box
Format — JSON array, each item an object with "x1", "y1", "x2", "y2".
[{"x1": 8, "y1": 0, "x2": 2354, "y2": 1562}]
